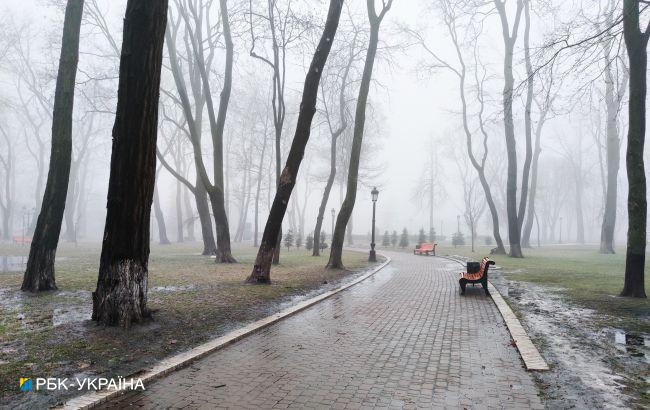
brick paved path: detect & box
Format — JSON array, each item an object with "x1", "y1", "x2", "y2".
[{"x1": 106, "y1": 252, "x2": 543, "y2": 409}]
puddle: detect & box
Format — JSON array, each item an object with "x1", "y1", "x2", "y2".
[
  {"x1": 0, "y1": 256, "x2": 27, "y2": 272},
  {"x1": 614, "y1": 330, "x2": 650, "y2": 363},
  {"x1": 489, "y1": 275, "x2": 638, "y2": 409},
  {"x1": 150, "y1": 284, "x2": 197, "y2": 292}
]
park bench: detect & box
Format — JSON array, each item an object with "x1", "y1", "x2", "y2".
[
  {"x1": 12, "y1": 235, "x2": 32, "y2": 244},
  {"x1": 459, "y1": 256, "x2": 494, "y2": 296},
  {"x1": 414, "y1": 242, "x2": 436, "y2": 256}
]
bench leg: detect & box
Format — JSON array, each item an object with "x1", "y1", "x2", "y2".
[
  {"x1": 459, "y1": 278, "x2": 467, "y2": 295},
  {"x1": 482, "y1": 280, "x2": 490, "y2": 296}
]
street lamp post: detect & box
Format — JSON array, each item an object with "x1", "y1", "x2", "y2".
[
  {"x1": 369, "y1": 187, "x2": 379, "y2": 262},
  {"x1": 559, "y1": 217, "x2": 563, "y2": 244},
  {"x1": 457, "y1": 215, "x2": 460, "y2": 233},
  {"x1": 331, "y1": 208, "x2": 336, "y2": 237}
]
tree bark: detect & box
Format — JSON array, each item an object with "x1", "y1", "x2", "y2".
[
  {"x1": 328, "y1": 0, "x2": 392, "y2": 269},
  {"x1": 92, "y1": 0, "x2": 168, "y2": 327},
  {"x1": 621, "y1": 0, "x2": 647, "y2": 298},
  {"x1": 21, "y1": 0, "x2": 84, "y2": 292},
  {"x1": 247, "y1": 0, "x2": 344, "y2": 283}
]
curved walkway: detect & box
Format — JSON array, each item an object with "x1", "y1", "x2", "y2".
[{"x1": 106, "y1": 251, "x2": 543, "y2": 409}]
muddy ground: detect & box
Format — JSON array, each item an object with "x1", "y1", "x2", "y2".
[
  {"x1": 0, "y1": 244, "x2": 380, "y2": 409},
  {"x1": 448, "y1": 253, "x2": 649, "y2": 409}
]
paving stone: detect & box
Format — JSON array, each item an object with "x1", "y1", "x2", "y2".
[{"x1": 103, "y1": 252, "x2": 542, "y2": 409}]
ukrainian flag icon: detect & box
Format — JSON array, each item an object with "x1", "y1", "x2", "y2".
[{"x1": 19, "y1": 378, "x2": 32, "y2": 391}]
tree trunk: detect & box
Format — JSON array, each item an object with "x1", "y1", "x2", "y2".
[
  {"x1": 517, "y1": 0, "x2": 534, "y2": 233},
  {"x1": 63, "y1": 160, "x2": 79, "y2": 242},
  {"x1": 254, "y1": 132, "x2": 268, "y2": 247},
  {"x1": 621, "y1": 0, "x2": 647, "y2": 298},
  {"x1": 575, "y1": 171, "x2": 585, "y2": 244},
  {"x1": 247, "y1": 0, "x2": 344, "y2": 283},
  {"x1": 153, "y1": 183, "x2": 171, "y2": 245},
  {"x1": 522, "y1": 119, "x2": 542, "y2": 248},
  {"x1": 195, "y1": 179, "x2": 217, "y2": 255},
  {"x1": 600, "y1": 49, "x2": 624, "y2": 253},
  {"x1": 328, "y1": 1, "x2": 391, "y2": 269},
  {"x1": 495, "y1": 0, "x2": 524, "y2": 258},
  {"x1": 183, "y1": 184, "x2": 195, "y2": 241},
  {"x1": 21, "y1": 0, "x2": 84, "y2": 292},
  {"x1": 313, "y1": 135, "x2": 337, "y2": 256},
  {"x1": 175, "y1": 179, "x2": 183, "y2": 242},
  {"x1": 92, "y1": 0, "x2": 168, "y2": 327}
]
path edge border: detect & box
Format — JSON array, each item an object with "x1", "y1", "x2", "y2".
[
  {"x1": 56, "y1": 253, "x2": 391, "y2": 410},
  {"x1": 437, "y1": 254, "x2": 549, "y2": 372}
]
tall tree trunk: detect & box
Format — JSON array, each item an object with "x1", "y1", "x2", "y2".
[
  {"x1": 494, "y1": 0, "x2": 524, "y2": 258},
  {"x1": 328, "y1": 0, "x2": 392, "y2": 269},
  {"x1": 621, "y1": 0, "x2": 647, "y2": 298},
  {"x1": 21, "y1": 0, "x2": 84, "y2": 292},
  {"x1": 247, "y1": 0, "x2": 344, "y2": 283},
  {"x1": 92, "y1": 0, "x2": 168, "y2": 327},
  {"x1": 313, "y1": 136, "x2": 337, "y2": 256},
  {"x1": 153, "y1": 183, "x2": 171, "y2": 245},
  {"x1": 254, "y1": 132, "x2": 268, "y2": 247},
  {"x1": 517, "y1": 0, "x2": 534, "y2": 232},
  {"x1": 600, "y1": 40, "x2": 626, "y2": 253},
  {"x1": 523, "y1": 86, "x2": 553, "y2": 248}
]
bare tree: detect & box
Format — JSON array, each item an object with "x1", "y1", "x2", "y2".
[
  {"x1": 494, "y1": 0, "x2": 527, "y2": 257},
  {"x1": 621, "y1": 0, "x2": 648, "y2": 298},
  {"x1": 22, "y1": 0, "x2": 84, "y2": 292},
  {"x1": 598, "y1": 0, "x2": 629, "y2": 254},
  {"x1": 328, "y1": 0, "x2": 393, "y2": 269},
  {"x1": 522, "y1": 67, "x2": 557, "y2": 248},
  {"x1": 312, "y1": 25, "x2": 360, "y2": 256},
  {"x1": 405, "y1": 0, "x2": 506, "y2": 253},
  {"x1": 92, "y1": 0, "x2": 169, "y2": 327},
  {"x1": 249, "y1": 0, "x2": 314, "y2": 264},
  {"x1": 247, "y1": 0, "x2": 345, "y2": 283},
  {"x1": 165, "y1": 0, "x2": 236, "y2": 262}
]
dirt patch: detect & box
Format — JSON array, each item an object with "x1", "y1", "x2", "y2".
[{"x1": 491, "y1": 273, "x2": 649, "y2": 409}]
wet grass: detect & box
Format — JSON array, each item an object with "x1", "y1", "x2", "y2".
[
  {"x1": 0, "y1": 242, "x2": 379, "y2": 406},
  {"x1": 433, "y1": 244, "x2": 649, "y2": 332}
]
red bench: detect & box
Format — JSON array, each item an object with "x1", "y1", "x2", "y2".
[
  {"x1": 414, "y1": 242, "x2": 436, "y2": 256},
  {"x1": 12, "y1": 236, "x2": 32, "y2": 244},
  {"x1": 459, "y1": 256, "x2": 494, "y2": 295}
]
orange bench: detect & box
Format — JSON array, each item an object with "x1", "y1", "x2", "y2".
[
  {"x1": 12, "y1": 236, "x2": 32, "y2": 244},
  {"x1": 414, "y1": 242, "x2": 436, "y2": 256},
  {"x1": 459, "y1": 256, "x2": 494, "y2": 295}
]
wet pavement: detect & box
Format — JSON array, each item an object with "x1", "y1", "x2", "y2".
[{"x1": 104, "y1": 251, "x2": 542, "y2": 409}]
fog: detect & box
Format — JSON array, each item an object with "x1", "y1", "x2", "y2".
[{"x1": 0, "y1": 0, "x2": 645, "y2": 249}]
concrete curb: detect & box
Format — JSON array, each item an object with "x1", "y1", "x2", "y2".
[
  {"x1": 56, "y1": 253, "x2": 392, "y2": 410},
  {"x1": 438, "y1": 254, "x2": 549, "y2": 371}
]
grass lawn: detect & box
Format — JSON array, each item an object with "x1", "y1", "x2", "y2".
[
  {"x1": 433, "y1": 243, "x2": 650, "y2": 332},
  {"x1": 0, "y1": 242, "x2": 380, "y2": 406}
]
